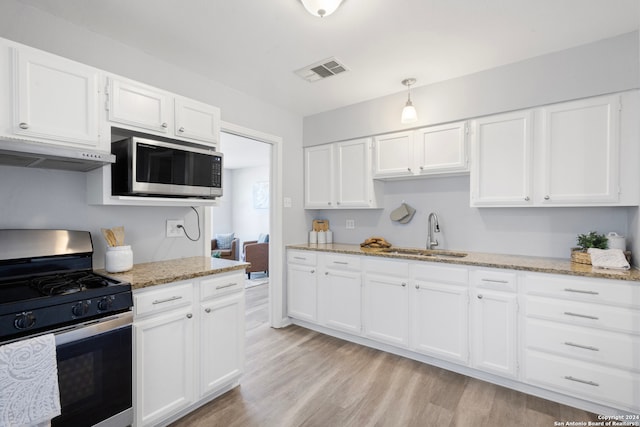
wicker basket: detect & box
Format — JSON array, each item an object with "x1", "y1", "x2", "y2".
[{"x1": 570, "y1": 248, "x2": 632, "y2": 265}]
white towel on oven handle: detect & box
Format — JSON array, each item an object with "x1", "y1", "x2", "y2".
[{"x1": 0, "y1": 333, "x2": 61, "y2": 427}]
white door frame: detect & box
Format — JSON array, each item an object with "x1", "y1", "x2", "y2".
[{"x1": 203, "y1": 121, "x2": 285, "y2": 328}]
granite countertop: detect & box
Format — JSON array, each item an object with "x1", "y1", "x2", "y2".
[
  {"x1": 96, "y1": 256, "x2": 249, "y2": 290},
  {"x1": 287, "y1": 243, "x2": 640, "y2": 282}
]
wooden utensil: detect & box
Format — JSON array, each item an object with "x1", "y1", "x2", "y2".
[
  {"x1": 101, "y1": 228, "x2": 117, "y2": 247},
  {"x1": 112, "y1": 226, "x2": 125, "y2": 246}
]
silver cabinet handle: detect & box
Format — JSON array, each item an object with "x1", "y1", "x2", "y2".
[
  {"x1": 161, "y1": 122, "x2": 168, "y2": 128},
  {"x1": 216, "y1": 282, "x2": 237, "y2": 290},
  {"x1": 481, "y1": 278, "x2": 509, "y2": 284},
  {"x1": 310, "y1": 269, "x2": 315, "y2": 274},
  {"x1": 178, "y1": 127, "x2": 185, "y2": 132},
  {"x1": 477, "y1": 294, "x2": 483, "y2": 299},
  {"x1": 564, "y1": 312, "x2": 599, "y2": 320},
  {"x1": 325, "y1": 272, "x2": 329, "y2": 275},
  {"x1": 415, "y1": 284, "x2": 420, "y2": 290},
  {"x1": 564, "y1": 376, "x2": 599, "y2": 387},
  {"x1": 564, "y1": 342, "x2": 599, "y2": 352},
  {"x1": 18, "y1": 122, "x2": 29, "y2": 129},
  {"x1": 524, "y1": 196, "x2": 530, "y2": 201},
  {"x1": 544, "y1": 195, "x2": 550, "y2": 200},
  {"x1": 401, "y1": 282, "x2": 407, "y2": 287},
  {"x1": 205, "y1": 308, "x2": 211, "y2": 313},
  {"x1": 293, "y1": 256, "x2": 307, "y2": 260},
  {"x1": 337, "y1": 201, "x2": 341, "y2": 205},
  {"x1": 333, "y1": 261, "x2": 348, "y2": 265},
  {"x1": 186, "y1": 313, "x2": 193, "y2": 319},
  {"x1": 152, "y1": 295, "x2": 182, "y2": 305},
  {"x1": 419, "y1": 166, "x2": 424, "y2": 170},
  {"x1": 407, "y1": 167, "x2": 411, "y2": 172},
  {"x1": 564, "y1": 288, "x2": 599, "y2": 295}
]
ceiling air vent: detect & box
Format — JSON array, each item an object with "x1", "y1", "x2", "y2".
[{"x1": 295, "y1": 57, "x2": 349, "y2": 82}]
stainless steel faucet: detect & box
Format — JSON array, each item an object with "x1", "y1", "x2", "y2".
[{"x1": 427, "y1": 212, "x2": 440, "y2": 250}]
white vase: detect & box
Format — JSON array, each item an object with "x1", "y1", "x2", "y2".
[{"x1": 105, "y1": 245, "x2": 133, "y2": 273}]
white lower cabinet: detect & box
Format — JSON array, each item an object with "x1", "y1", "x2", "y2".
[
  {"x1": 133, "y1": 271, "x2": 245, "y2": 426},
  {"x1": 470, "y1": 269, "x2": 518, "y2": 379},
  {"x1": 287, "y1": 251, "x2": 318, "y2": 322},
  {"x1": 318, "y1": 254, "x2": 362, "y2": 334},
  {"x1": 410, "y1": 264, "x2": 469, "y2": 364},
  {"x1": 363, "y1": 259, "x2": 409, "y2": 347}
]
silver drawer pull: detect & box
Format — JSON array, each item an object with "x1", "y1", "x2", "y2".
[
  {"x1": 564, "y1": 342, "x2": 599, "y2": 352},
  {"x1": 564, "y1": 288, "x2": 599, "y2": 295},
  {"x1": 205, "y1": 308, "x2": 211, "y2": 313},
  {"x1": 216, "y1": 283, "x2": 238, "y2": 290},
  {"x1": 564, "y1": 312, "x2": 599, "y2": 320},
  {"x1": 186, "y1": 313, "x2": 192, "y2": 319},
  {"x1": 564, "y1": 376, "x2": 599, "y2": 387},
  {"x1": 481, "y1": 278, "x2": 509, "y2": 284},
  {"x1": 293, "y1": 256, "x2": 306, "y2": 260},
  {"x1": 152, "y1": 295, "x2": 182, "y2": 305},
  {"x1": 333, "y1": 261, "x2": 349, "y2": 265}
]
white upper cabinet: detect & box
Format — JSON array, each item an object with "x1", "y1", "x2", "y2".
[
  {"x1": 372, "y1": 131, "x2": 415, "y2": 177},
  {"x1": 414, "y1": 122, "x2": 468, "y2": 175},
  {"x1": 107, "y1": 77, "x2": 171, "y2": 134},
  {"x1": 538, "y1": 95, "x2": 619, "y2": 205},
  {"x1": 10, "y1": 46, "x2": 101, "y2": 148},
  {"x1": 107, "y1": 77, "x2": 219, "y2": 148},
  {"x1": 373, "y1": 122, "x2": 469, "y2": 179},
  {"x1": 304, "y1": 138, "x2": 381, "y2": 209},
  {"x1": 470, "y1": 111, "x2": 533, "y2": 206}
]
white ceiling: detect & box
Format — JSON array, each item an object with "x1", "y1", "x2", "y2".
[{"x1": 15, "y1": 0, "x2": 640, "y2": 117}]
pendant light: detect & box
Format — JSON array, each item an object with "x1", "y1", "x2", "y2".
[
  {"x1": 401, "y1": 78, "x2": 418, "y2": 124},
  {"x1": 300, "y1": 0, "x2": 344, "y2": 17}
]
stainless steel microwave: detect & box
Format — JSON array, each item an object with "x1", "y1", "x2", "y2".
[{"x1": 111, "y1": 136, "x2": 223, "y2": 199}]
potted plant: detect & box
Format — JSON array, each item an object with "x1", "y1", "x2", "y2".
[{"x1": 571, "y1": 231, "x2": 608, "y2": 265}]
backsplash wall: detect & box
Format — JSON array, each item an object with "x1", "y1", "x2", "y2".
[{"x1": 307, "y1": 176, "x2": 632, "y2": 259}]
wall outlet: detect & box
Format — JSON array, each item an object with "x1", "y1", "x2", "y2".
[
  {"x1": 166, "y1": 219, "x2": 185, "y2": 237},
  {"x1": 346, "y1": 219, "x2": 355, "y2": 229}
]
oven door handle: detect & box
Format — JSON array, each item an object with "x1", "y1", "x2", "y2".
[{"x1": 55, "y1": 312, "x2": 133, "y2": 346}]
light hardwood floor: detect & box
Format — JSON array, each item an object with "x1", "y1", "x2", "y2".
[{"x1": 171, "y1": 283, "x2": 599, "y2": 427}]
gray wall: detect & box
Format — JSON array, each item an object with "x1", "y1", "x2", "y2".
[
  {"x1": 303, "y1": 31, "x2": 640, "y2": 260},
  {"x1": 0, "y1": 1, "x2": 307, "y2": 268}
]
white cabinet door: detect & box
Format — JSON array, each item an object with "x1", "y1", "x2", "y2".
[
  {"x1": 411, "y1": 281, "x2": 469, "y2": 364},
  {"x1": 318, "y1": 268, "x2": 362, "y2": 334},
  {"x1": 414, "y1": 122, "x2": 468, "y2": 175},
  {"x1": 287, "y1": 263, "x2": 318, "y2": 321},
  {"x1": 174, "y1": 97, "x2": 220, "y2": 146},
  {"x1": 363, "y1": 273, "x2": 409, "y2": 347},
  {"x1": 471, "y1": 111, "x2": 533, "y2": 206},
  {"x1": 12, "y1": 48, "x2": 100, "y2": 147},
  {"x1": 470, "y1": 289, "x2": 518, "y2": 378},
  {"x1": 200, "y1": 292, "x2": 244, "y2": 396},
  {"x1": 134, "y1": 306, "x2": 195, "y2": 427},
  {"x1": 304, "y1": 144, "x2": 334, "y2": 208},
  {"x1": 373, "y1": 131, "x2": 414, "y2": 177},
  {"x1": 335, "y1": 138, "x2": 372, "y2": 207},
  {"x1": 539, "y1": 95, "x2": 620, "y2": 204},
  {"x1": 108, "y1": 78, "x2": 171, "y2": 133}
]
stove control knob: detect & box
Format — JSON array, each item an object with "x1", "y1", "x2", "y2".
[
  {"x1": 97, "y1": 297, "x2": 114, "y2": 311},
  {"x1": 72, "y1": 301, "x2": 90, "y2": 317},
  {"x1": 14, "y1": 312, "x2": 36, "y2": 330}
]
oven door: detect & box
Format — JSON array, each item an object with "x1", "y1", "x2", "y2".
[{"x1": 52, "y1": 312, "x2": 133, "y2": 427}]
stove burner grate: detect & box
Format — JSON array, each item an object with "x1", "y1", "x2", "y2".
[{"x1": 30, "y1": 272, "x2": 109, "y2": 296}]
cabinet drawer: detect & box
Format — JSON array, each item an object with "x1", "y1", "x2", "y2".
[
  {"x1": 201, "y1": 273, "x2": 244, "y2": 300},
  {"x1": 134, "y1": 282, "x2": 193, "y2": 317},
  {"x1": 525, "y1": 318, "x2": 640, "y2": 372},
  {"x1": 324, "y1": 254, "x2": 361, "y2": 271},
  {"x1": 525, "y1": 295, "x2": 640, "y2": 334},
  {"x1": 471, "y1": 269, "x2": 517, "y2": 292},
  {"x1": 364, "y1": 258, "x2": 409, "y2": 276},
  {"x1": 287, "y1": 250, "x2": 317, "y2": 266},
  {"x1": 412, "y1": 263, "x2": 468, "y2": 285},
  {"x1": 525, "y1": 273, "x2": 640, "y2": 308},
  {"x1": 525, "y1": 350, "x2": 640, "y2": 411}
]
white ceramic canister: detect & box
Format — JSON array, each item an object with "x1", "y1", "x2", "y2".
[
  {"x1": 309, "y1": 231, "x2": 318, "y2": 244},
  {"x1": 105, "y1": 245, "x2": 133, "y2": 273},
  {"x1": 326, "y1": 230, "x2": 333, "y2": 244},
  {"x1": 607, "y1": 232, "x2": 626, "y2": 251},
  {"x1": 317, "y1": 231, "x2": 327, "y2": 244}
]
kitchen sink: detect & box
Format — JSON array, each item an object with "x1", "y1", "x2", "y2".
[{"x1": 383, "y1": 248, "x2": 468, "y2": 258}]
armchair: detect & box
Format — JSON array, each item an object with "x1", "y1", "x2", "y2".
[
  {"x1": 243, "y1": 239, "x2": 269, "y2": 279},
  {"x1": 211, "y1": 237, "x2": 239, "y2": 261}
]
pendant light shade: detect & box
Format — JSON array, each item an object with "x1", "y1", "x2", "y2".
[
  {"x1": 300, "y1": 0, "x2": 344, "y2": 17},
  {"x1": 401, "y1": 78, "x2": 418, "y2": 124}
]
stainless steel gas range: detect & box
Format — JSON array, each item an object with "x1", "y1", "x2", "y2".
[{"x1": 0, "y1": 229, "x2": 133, "y2": 427}]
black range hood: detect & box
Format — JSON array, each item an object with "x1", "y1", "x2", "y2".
[{"x1": 0, "y1": 138, "x2": 115, "y2": 172}]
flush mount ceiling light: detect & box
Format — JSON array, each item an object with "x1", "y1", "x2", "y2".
[
  {"x1": 401, "y1": 78, "x2": 418, "y2": 124},
  {"x1": 300, "y1": 0, "x2": 344, "y2": 17}
]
